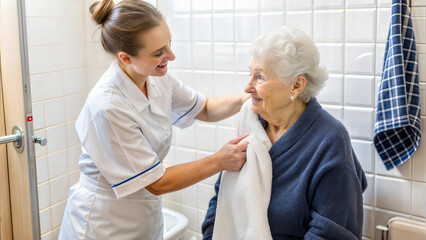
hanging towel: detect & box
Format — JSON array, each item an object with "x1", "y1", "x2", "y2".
[
  {"x1": 212, "y1": 100, "x2": 273, "y2": 240},
  {"x1": 373, "y1": 0, "x2": 421, "y2": 170}
]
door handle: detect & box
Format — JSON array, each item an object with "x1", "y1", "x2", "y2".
[{"x1": 0, "y1": 125, "x2": 24, "y2": 152}]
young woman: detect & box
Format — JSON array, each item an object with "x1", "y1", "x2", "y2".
[{"x1": 59, "y1": 1, "x2": 248, "y2": 239}]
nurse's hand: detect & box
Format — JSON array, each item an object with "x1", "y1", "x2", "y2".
[{"x1": 215, "y1": 134, "x2": 248, "y2": 171}]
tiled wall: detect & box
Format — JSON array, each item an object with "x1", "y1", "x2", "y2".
[
  {"x1": 26, "y1": 0, "x2": 91, "y2": 239},
  {"x1": 24, "y1": 0, "x2": 426, "y2": 239},
  {"x1": 160, "y1": 0, "x2": 426, "y2": 239}
]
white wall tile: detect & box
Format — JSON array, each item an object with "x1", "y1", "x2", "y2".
[
  {"x1": 51, "y1": 201, "x2": 67, "y2": 228},
  {"x1": 413, "y1": 18, "x2": 426, "y2": 44},
  {"x1": 33, "y1": 102, "x2": 45, "y2": 130},
  {"x1": 176, "y1": 125, "x2": 196, "y2": 148},
  {"x1": 66, "y1": 122, "x2": 79, "y2": 147},
  {"x1": 175, "y1": 147, "x2": 196, "y2": 165},
  {"x1": 352, "y1": 140, "x2": 375, "y2": 173},
  {"x1": 170, "y1": 42, "x2": 192, "y2": 68},
  {"x1": 375, "y1": 151, "x2": 412, "y2": 179},
  {"x1": 196, "y1": 124, "x2": 216, "y2": 151},
  {"x1": 168, "y1": 15, "x2": 191, "y2": 41},
  {"x1": 64, "y1": 94, "x2": 85, "y2": 122},
  {"x1": 28, "y1": 45, "x2": 63, "y2": 74},
  {"x1": 192, "y1": 0, "x2": 212, "y2": 11},
  {"x1": 419, "y1": 51, "x2": 426, "y2": 82},
  {"x1": 193, "y1": 42, "x2": 213, "y2": 69},
  {"x1": 42, "y1": 72, "x2": 63, "y2": 100},
  {"x1": 213, "y1": 43, "x2": 235, "y2": 70},
  {"x1": 343, "y1": 107, "x2": 374, "y2": 139},
  {"x1": 346, "y1": 0, "x2": 376, "y2": 8},
  {"x1": 46, "y1": 124, "x2": 67, "y2": 153},
  {"x1": 317, "y1": 75, "x2": 343, "y2": 104},
  {"x1": 169, "y1": 0, "x2": 191, "y2": 12},
  {"x1": 345, "y1": 44, "x2": 375, "y2": 75},
  {"x1": 314, "y1": 10, "x2": 344, "y2": 42},
  {"x1": 287, "y1": 0, "x2": 312, "y2": 10},
  {"x1": 39, "y1": 208, "x2": 51, "y2": 234},
  {"x1": 213, "y1": 0, "x2": 233, "y2": 11},
  {"x1": 213, "y1": 72, "x2": 236, "y2": 96},
  {"x1": 44, "y1": 98, "x2": 65, "y2": 127},
  {"x1": 30, "y1": 74, "x2": 44, "y2": 102},
  {"x1": 38, "y1": 182, "x2": 51, "y2": 210},
  {"x1": 235, "y1": 44, "x2": 251, "y2": 71},
  {"x1": 50, "y1": 175, "x2": 69, "y2": 205},
  {"x1": 378, "y1": 0, "x2": 391, "y2": 7},
  {"x1": 286, "y1": 11, "x2": 313, "y2": 37},
  {"x1": 61, "y1": 17, "x2": 85, "y2": 44},
  {"x1": 215, "y1": 126, "x2": 237, "y2": 149},
  {"x1": 317, "y1": 43, "x2": 344, "y2": 73},
  {"x1": 314, "y1": 0, "x2": 344, "y2": 9},
  {"x1": 412, "y1": 181, "x2": 426, "y2": 217},
  {"x1": 345, "y1": 9, "x2": 376, "y2": 43},
  {"x1": 413, "y1": 117, "x2": 426, "y2": 181},
  {"x1": 197, "y1": 183, "x2": 216, "y2": 211},
  {"x1": 363, "y1": 206, "x2": 374, "y2": 238},
  {"x1": 48, "y1": 150, "x2": 68, "y2": 179},
  {"x1": 236, "y1": 72, "x2": 250, "y2": 94},
  {"x1": 213, "y1": 13, "x2": 234, "y2": 41},
  {"x1": 192, "y1": 71, "x2": 213, "y2": 97},
  {"x1": 344, "y1": 75, "x2": 375, "y2": 107},
  {"x1": 192, "y1": 14, "x2": 212, "y2": 41},
  {"x1": 180, "y1": 185, "x2": 198, "y2": 208},
  {"x1": 236, "y1": 13, "x2": 259, "y2": 42},
  {"x1": 363, "y1": 174, "x2": 375, "y2": 205},
  {"x1": 375, "y1": 43, "x2": 386, "y2": 75},
  {"x1": 261, "y1": 0, "x2": 285, "y2": 10},
  {"x1": 260, "y1": 13, "x2": 285, "y2": 33},
  {"x1": 36, "y1": 156, "x2": 49, "y2": 184},
  {"x1": 235, "y1": 0, "x2": 258, "y2": 10},
  {"x1": 62, "y1": 44, "x2": 86, "y2": 69},
  {"x1": 375, "y1": 176, "x2": 411, "y2": 213},
  {"x1": 323, "y1": 105, "x2": 343, "y2": 122},
  {"x1": 181, "y1": 204, "x2": 199, "y2": 232},
  {"x1": 67, "y1": 146, "x2": 81, "y2": 171},
  {"x1": 26, "y1": 17, "x2": 62, "y2": 46},
  {"x1": 63, "y1": 69, "x2": 87, "y2": 95},
  {"x1": 376, "y1": 8, "x2": 391, "y2": 43}
]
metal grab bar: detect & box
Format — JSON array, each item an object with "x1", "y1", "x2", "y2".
[{"x1": 0, "y1": 125, "x2": 24, "y2": 152}]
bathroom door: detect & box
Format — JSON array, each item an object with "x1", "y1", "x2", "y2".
[{"x1": 0, "y1": 0, "x2": 41, "y2": 239}]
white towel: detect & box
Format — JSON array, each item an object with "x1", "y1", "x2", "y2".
[{"x1": 212, "y1": 100, "x2": 273, "y2": 240}]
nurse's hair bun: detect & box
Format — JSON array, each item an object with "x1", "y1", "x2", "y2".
[{"x1": 89, "y1": 0, "x2": 115, "y2": 25}]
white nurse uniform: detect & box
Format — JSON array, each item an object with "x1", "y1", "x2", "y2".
[{"x1": 59, "y1": 61, "x2": 206, "y2": 240}]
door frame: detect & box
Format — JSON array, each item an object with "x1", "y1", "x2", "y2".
[{"x1": 0, "y1": 0, "x2": 40, "y2": 239}]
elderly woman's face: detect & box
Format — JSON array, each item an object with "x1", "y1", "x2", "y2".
[{"x1": 245, "y1": 57, "x2": 291, "y2": 122}]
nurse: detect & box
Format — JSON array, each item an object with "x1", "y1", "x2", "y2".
[{"x1": 58, "y1": 0, "x2": 248, "y2": 239}]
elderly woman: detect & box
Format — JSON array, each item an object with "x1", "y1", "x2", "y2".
[{"x1": 202, "y1": 26, "x2": 367, "y2": 239}]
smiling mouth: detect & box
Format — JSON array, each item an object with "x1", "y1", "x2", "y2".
[
  {"x1": 157, "y1": 62, "x2": 167, "y2": 69},
  {"x1": 252, "y1": 96, "x2": 262, "y2": 101}
]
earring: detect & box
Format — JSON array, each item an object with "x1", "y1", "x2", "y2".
[{"x1": 290, "y1": 96, "x2": 295, "y2": 101}]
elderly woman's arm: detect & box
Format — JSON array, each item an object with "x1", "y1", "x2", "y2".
[
  {"x1": 305, "y1": 165, "x2": 366, "y2": 240},
  {"x1": 201, "y1": 173, "x2": 222, "y2": 240}
]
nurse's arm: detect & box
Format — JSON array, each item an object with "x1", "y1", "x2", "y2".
[
  {"x1": 196, "y1": 93, "x2": 250, "y2": 122},
  {"x1": 145, "y1": 134, "x2": 248, "y2": 196}
]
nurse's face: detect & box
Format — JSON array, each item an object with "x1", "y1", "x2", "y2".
[
  {"x1": 245, "y1": 57, "x2": 292, "y2": 123},
  {"x1": 128, "y1": 20, "x2": 176, "y2": 78}
]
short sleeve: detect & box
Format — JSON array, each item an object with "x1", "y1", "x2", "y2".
[
  {"x1": 81, "y1": 104, "x2": 165, "y2": 198},
  {"x1": 170, "y1": 74, "x2": 206, "y2": 128}
]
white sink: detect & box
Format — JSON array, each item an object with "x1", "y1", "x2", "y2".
[{"x1": 162, "y1": 208, "x2": 189, "y2": 240}]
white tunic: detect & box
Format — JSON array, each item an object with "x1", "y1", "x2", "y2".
[{"x1": 59, "y1": 61, "x2": 206, "y2": 240}]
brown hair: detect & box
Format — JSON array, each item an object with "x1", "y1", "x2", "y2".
[{"x1": 89, "y1": 0, "x2": 164, "y2": 57}]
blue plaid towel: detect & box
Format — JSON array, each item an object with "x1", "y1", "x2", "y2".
[{"x1": 373, "y1": 0, "x2": 421, "y2": 170}]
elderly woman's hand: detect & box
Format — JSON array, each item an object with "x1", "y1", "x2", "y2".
[{"x1": 214, "y1": 134, "x2": 248, "y2": 171}]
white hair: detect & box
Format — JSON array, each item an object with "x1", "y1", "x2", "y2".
[{"x1": 249, "y1": 26, "x2": 328, "y2": 103}]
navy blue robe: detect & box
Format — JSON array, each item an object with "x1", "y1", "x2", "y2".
[{"x1": 202, "y1": 98, "x2": 367, "y2": 240}]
